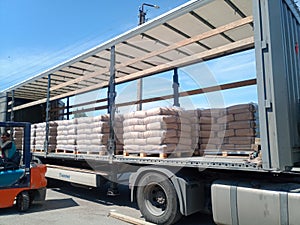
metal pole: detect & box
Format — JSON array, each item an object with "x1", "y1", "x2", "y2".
[
  {"x1": 44, "y1": 74, "x2": 51, "y2": 155},
  {"x1": 67, "y1": 97, "x2": 70, "y2": 120},
  {"x1": 9, "y1": 90, "x2": 15, "y2": 141},
  {"x1": 137, "y1": 3, "x2": 159, "y2": 111},
  {"x1": 107, "y1": 45, "x2": 119, "y2": 196},
  {"x1": 136, "y1": 6, "x2": 146, "y2": 111},
  {"x1": 173, "y1": 68, "x2": 180, "y2": 107},
  {"x1": 136, "y1": 78, "x2": 143, "y2": 111},
  {"x1": 10, "y1": 90, "x2": 15, "y2": 121},
  {"x1": 139, "y1": 5, "x2": 146, "y2": 25},
  {"x1": 108, "y1": 46, "x2": 116, "y2": 158}
]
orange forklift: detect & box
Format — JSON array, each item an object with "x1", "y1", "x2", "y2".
[{"x1": 0, "y1": 122, "x2": 47, "y2": 211}]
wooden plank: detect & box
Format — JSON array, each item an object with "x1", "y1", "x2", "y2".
[
  {"x1": 108, "y1": 211, "x2": 155, "y2": 225},
  {"x1": 11, "y1": 77, "x2": 256, "y2": 113},
  {"x1": 123, "y1": 150, "x2": 192, "y2": 159}
]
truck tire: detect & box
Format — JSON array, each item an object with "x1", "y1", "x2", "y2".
[
  {"x1": 16, "y1": 191, "x2": 30, "y2": 212},
  {"x1": 136, "y1": 172, "x2": 182, "y2": 225}
]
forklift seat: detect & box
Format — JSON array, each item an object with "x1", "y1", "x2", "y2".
[{"x1": 0, "y1": 169, "x2": 25, "y2": 188}]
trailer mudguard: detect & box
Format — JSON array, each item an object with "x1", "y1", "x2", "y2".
[{"x1": 129, "y1": 166, "x2": 204, "y2": 216}]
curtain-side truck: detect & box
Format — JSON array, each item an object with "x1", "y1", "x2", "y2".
[{"x1": 0, "y1": 0, "x2": 299, "y2": 224}]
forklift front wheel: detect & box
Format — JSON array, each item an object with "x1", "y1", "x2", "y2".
[{"x1": 16, "y1": 191, "x2": 30, "y2": 212}]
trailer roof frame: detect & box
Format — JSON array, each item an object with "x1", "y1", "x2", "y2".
[{"x1": 2, "y1": 0, "x2": 256, "y2": 111}]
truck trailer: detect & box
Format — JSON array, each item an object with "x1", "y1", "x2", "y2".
[{"x1": 1, "y1": 0, "x2": 300, "y2": 224}]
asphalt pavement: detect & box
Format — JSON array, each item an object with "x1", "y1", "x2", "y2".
[{"x1": 0, "y1": 180, "x2": 215, "y2": 225}]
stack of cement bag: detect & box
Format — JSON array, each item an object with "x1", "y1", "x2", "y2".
[
  {"x1": 220, "y1": 103, "x2": 257, "y2": 152},
  {"x1": 110, "y1": 114, "x2": 124, "y2": 154},
  {"x1": 123, "y1": 110, "x2": 147, "y2": 153},
  {"x1": 186, "y1": 109, "x2": 201, "y2": 155},
  {"x1": 31, "y1": 121, "x2": 58, "y2": 152},
  {"x1": 199, "y1": 103, "x2": 258, "y2": 155},
  {"x1": 76, "y1": 116, "x2": 108, "y2": 154},
  {"x1": 33, "y1": 122, "x2": 45, "y2": 151},
  {"x1": 13, "y1": 127, "x2": 24, "y2": 150},
  {"x1": 56, "y1": 120, "x2": 76, "y2": 153},
  {"x1": 81, "y1": 114, "x2": 124, "y2": 155},
  {"x1": 72, "y1": 114, "x2": 124, "y2": 155},
  {"x1": 123, "y1": 107, "x2": 198, "y2": 156},
  {"x1": 31, "y1": 124, "x2": 36, "y2": 151},
  {"x1": 199, "y1": 108, "x2": 227, "y2": 152}
]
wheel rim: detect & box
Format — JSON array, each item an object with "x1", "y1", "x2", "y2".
[{"x1": 144, "y1": 182, "x2": 167, "y2": 216}]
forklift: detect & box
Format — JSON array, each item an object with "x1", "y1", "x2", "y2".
[{"x1": 0, "y1": 122, "x2": 47, "y2": 211}]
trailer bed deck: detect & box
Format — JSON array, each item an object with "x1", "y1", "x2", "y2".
[{"x1": 33, "y1": 152, "x2": 261, "y2": 171}]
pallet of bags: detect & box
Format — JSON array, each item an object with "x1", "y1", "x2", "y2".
[
  {"x1": 123, "y1": 110, "x2": 147, "y2": 154},
  {"x1": 56, "y1": 119, "x2": 76, "y2": 154},
  {"x1": 48, "y1": 121, "x2": 58, "y2": 152},
  {"x1": 198, "y1": 108, "x2": 227, "y2": 155},
  {"x1": 13, "y1": 127, "x2": 24, "y2": 150},
  {"x1": 97, "y1": 114, "x2": 124, "y2": 155},
  {"x1": 76, "y1": 114, "x2": 124, "y2": 155},
  {"x1": 200, "y1": 103, "x2": 258, "y2": 156},
  {"x1": 33, "y1": 122, "x2": 45, "y2": 152},
  {"x1": 180, "y1": 109, "x2": 200, "y2": 156},
  {"x1": 220, "y1": 103, "x2": 258, "y2": 155},
  {"x1": 76, "y1": 116, "x2": 107, "y2": 155},
  {"x1": 99, "y1": 114, "x2": 124, "y2": 155},
  {"x1": 33, "y1": 121, "x2": 58, "y2": 153},
  {"x1": 30, "y1": 124, "x2": 37, "y2": 152},
  {"x1": 123, "y1": 107, "x2": 197, "y2": 158}
]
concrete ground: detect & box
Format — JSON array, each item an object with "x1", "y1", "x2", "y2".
[{"x1": 0, "y1": 180, "x2": 215, "y2": 225}]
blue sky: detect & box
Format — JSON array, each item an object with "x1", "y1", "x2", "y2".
[{"x1": 0, "y1": 0, "x2": 190, "y2": 91}]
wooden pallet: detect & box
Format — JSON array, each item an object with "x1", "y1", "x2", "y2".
[
  {"x1": 123, "y1": 151, "x2": 193, "y2": 159},
  {"x1": 32, "y1": 149, "x2": 45, "y2": 153},
  {"x1": 203, "y1": 150, "x2": 252, "y2": 158},
  {"x1": 77, "y1": 150, "x2": 107, "y2": 156},
  {"x1": 76, "y1": 150, "x2": 123, "y2": 156},
  {"x1": 55, "y1": 149, "x2": 76, "y2": 154},
  {"x1": 192, "y1": 149, "x2": 203, "y2": 156}
]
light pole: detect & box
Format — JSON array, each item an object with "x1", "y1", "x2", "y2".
[
  {"x1": 139, "y1": 3, "x2": 160, "y2": 25},
  {"x1": 137, "y1": 3, "x2": 159, "y2": 110}
]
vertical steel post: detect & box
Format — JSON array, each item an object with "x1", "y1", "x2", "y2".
[
  {"x1": 67, "y1": 97, "x2": 70, "y2": 120},
  {"x1": 173, "y1": 68, "x2": 180, "y2": 107},
  {"x1": 107, "y1": 45, "x2": 119, "y2": 196},
  {"x1": 44, "y1": 74, "x2": 51, "y2": 155},
  {"x1": 9, "y1": 90, "x2": 15, "y2": 140},
  {"x1": 137, "y1": 78, "x2": 143, "y2": 111},
  {"x1": 10, "y1": 90, "x2": 15, "y2": 121},
  {"x1": 108, "y1": 46, "x2": 116, "y2": 158},
  {"x1": 23, "y1": 123, "x2": 31, "y2": 171},
  {"x1": 136, "y1": 3, "x2": 160, "y2": 111}
]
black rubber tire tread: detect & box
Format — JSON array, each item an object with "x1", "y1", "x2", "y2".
[
  {"x1": 136, "y1": 172, "x2": 182, "y2": 225},
  {"x1": 16, "y1": 191, "x2": 30, "y2": 212}
]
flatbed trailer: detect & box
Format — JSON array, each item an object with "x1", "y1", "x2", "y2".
[{"x1": 1, "y1": 0, "x2": 300, "y2": 224}]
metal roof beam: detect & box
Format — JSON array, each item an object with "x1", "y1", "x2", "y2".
[
  {"x1": 163, "y1": 22, "x2": 211, "y2": 49},
  {"x1": 189, "y1": 11, "x2": 235, "y2": 43},
  {"x1": 79, "y1": 60, "x2": 107, "y2": 69}
]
